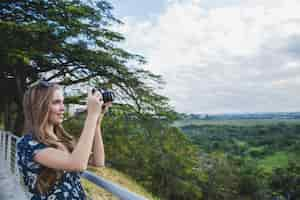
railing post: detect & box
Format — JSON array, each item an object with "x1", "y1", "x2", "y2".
[
  {"x1": 4, "y1": 132, "x2": 7, "y2": 160},
  {"x1": 0, "y1": 131, "x2": 3, "y2": 160},
  {"x1": 1, "y1": 131, "x2": 5, "y2": 161},
  {"x1": 7, "y1": 133, "x2": 12, "y2": 170},
  {"x1": 15, "y1": 136, "x2": 20, "y2": 177},
  {"x1": 5, "y1": 132, "x2": 9, "y2": 163},
  {"x1": 10, "y1": 135, "x2": 17, "y2": 174}
]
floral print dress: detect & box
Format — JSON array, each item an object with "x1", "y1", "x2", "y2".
[{"x1": 16, "y1": 134, "x2": 87, "y2": 200}]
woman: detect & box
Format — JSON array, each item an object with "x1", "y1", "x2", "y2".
[{"x1": 16, "y1": 80, "x2": 111, "y2": 200}]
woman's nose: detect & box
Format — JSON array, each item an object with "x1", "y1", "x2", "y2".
[{"x1": 60, "y1": 104, "x2": 65, "y2": 112}]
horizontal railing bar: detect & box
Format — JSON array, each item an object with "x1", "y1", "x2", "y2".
[{"x1": 81, "y1": 171, "x2": 148, "y2": 200}]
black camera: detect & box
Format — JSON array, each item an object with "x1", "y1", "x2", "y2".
[
  {"x1": 92, "y1": 88, "x2": 114, "y2": 103},
  {"x1": 101, "y1": 90, "x2": 114, "y2": 103}
]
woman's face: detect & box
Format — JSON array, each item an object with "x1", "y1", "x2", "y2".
[{"x1": 48, "y1": 89, "x2": 65, "y2": 125}]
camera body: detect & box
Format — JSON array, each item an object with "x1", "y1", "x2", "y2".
[
  {"x1": 92, "y1": 88, "x2": 114, "y2": 103},
  {"x1": 101, "y1": 90, "x2": 114, "y2": 103}
]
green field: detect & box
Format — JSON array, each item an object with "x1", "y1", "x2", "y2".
[{"x1": 258, "y1": 151, "x2": 298, "y2": 173}]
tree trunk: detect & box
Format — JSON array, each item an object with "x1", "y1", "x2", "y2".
[
  {"x1": 4, "y1": 96, "x2": 13, "y2": 132},
  {"x1": 14, "y1": 108, "x2": 24, "y2": 136},
  {"x1": 14, "y1": 69, "x2": 26, "y2": 136}
]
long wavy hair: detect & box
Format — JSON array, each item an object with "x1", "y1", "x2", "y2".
[{"x1": 22, "y1": 82, "x2": 76, "y2": 194}]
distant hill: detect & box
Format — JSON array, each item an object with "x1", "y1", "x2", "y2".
[
  {"x1": 174, "y1": 112, "x2": 300, "y2": 127},
  {"x1": 179, "y1": 112, "x2": 300, "y2": 120}
]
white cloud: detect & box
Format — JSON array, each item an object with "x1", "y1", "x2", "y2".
[{"x1": 115, "y1": 0, "x2": 300, "y2": 113}]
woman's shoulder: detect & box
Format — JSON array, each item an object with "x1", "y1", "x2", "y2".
[
  {"x1": 18, "y1": 133, "x2": 33, "y2": 141},
  {"x1": 17, "y1": 133, "x2": 35, "y2": 146},
  {"x1": 17, "y1": 133, "x2": 46, "y2": 151}
]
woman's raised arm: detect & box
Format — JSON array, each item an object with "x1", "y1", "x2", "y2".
[{"x1": 34, "y1": 90, "x2": 102, "y2": 171}]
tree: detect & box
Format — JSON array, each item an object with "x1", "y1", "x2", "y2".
[
  {"x1": 0, "y1": 0, "x2": 173, "y2": 134},
  {"x1": 270, "y1": 162, "x2": 300, "y2": 200},
  {"x1": 201, "y1": 152, "x2": 240, "y2": 200}
]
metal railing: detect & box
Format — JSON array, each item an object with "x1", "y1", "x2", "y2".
[{"x1": 0, "y1": 131, "x2": 148, "y2": 200}]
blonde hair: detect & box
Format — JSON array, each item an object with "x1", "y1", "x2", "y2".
[{"x1": 22, "y1": 82, "x2": 76, "y2": 194}]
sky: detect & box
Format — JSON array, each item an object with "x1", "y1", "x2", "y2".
[{"x1": 109, "y1": 0, "x2": 300, "y2": 114}]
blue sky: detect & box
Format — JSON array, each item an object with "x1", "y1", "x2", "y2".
[
  {"x1": 110, "y1": 0, "x2": 242, "y2": 18},
  {"x1": 109, "y1": 0, "x2": 300, "y2": 114},
  {"x1": 110, "y1": 0, "x2": 166, "y2": 20}
]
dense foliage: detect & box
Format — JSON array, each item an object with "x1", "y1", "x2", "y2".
[
  {"x1": 0, "y1": 0, "x2": 173, "y2": 134},
  {"x1": 181, "y1": 120, "x2": 300, "y2": 200}
]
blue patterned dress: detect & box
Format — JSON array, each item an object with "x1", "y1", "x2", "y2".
[{"x1": 16, "y1": 134, "x2": 87, "y2": 200}]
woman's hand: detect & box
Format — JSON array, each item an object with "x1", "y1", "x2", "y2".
[
  {"x1": 97, "y1": 102, "x2": 112, "y2": 124},
  {"x1": 87, "y1": 89, "x2": 103, "y2": 118}
]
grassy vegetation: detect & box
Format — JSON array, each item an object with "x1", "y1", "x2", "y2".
[
  {"x1": 81, "y1": 166, "x2": 159, "y2": 200},
  {"x1": 258, "y1": 152, "x2": 298, "y2": 173}
]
